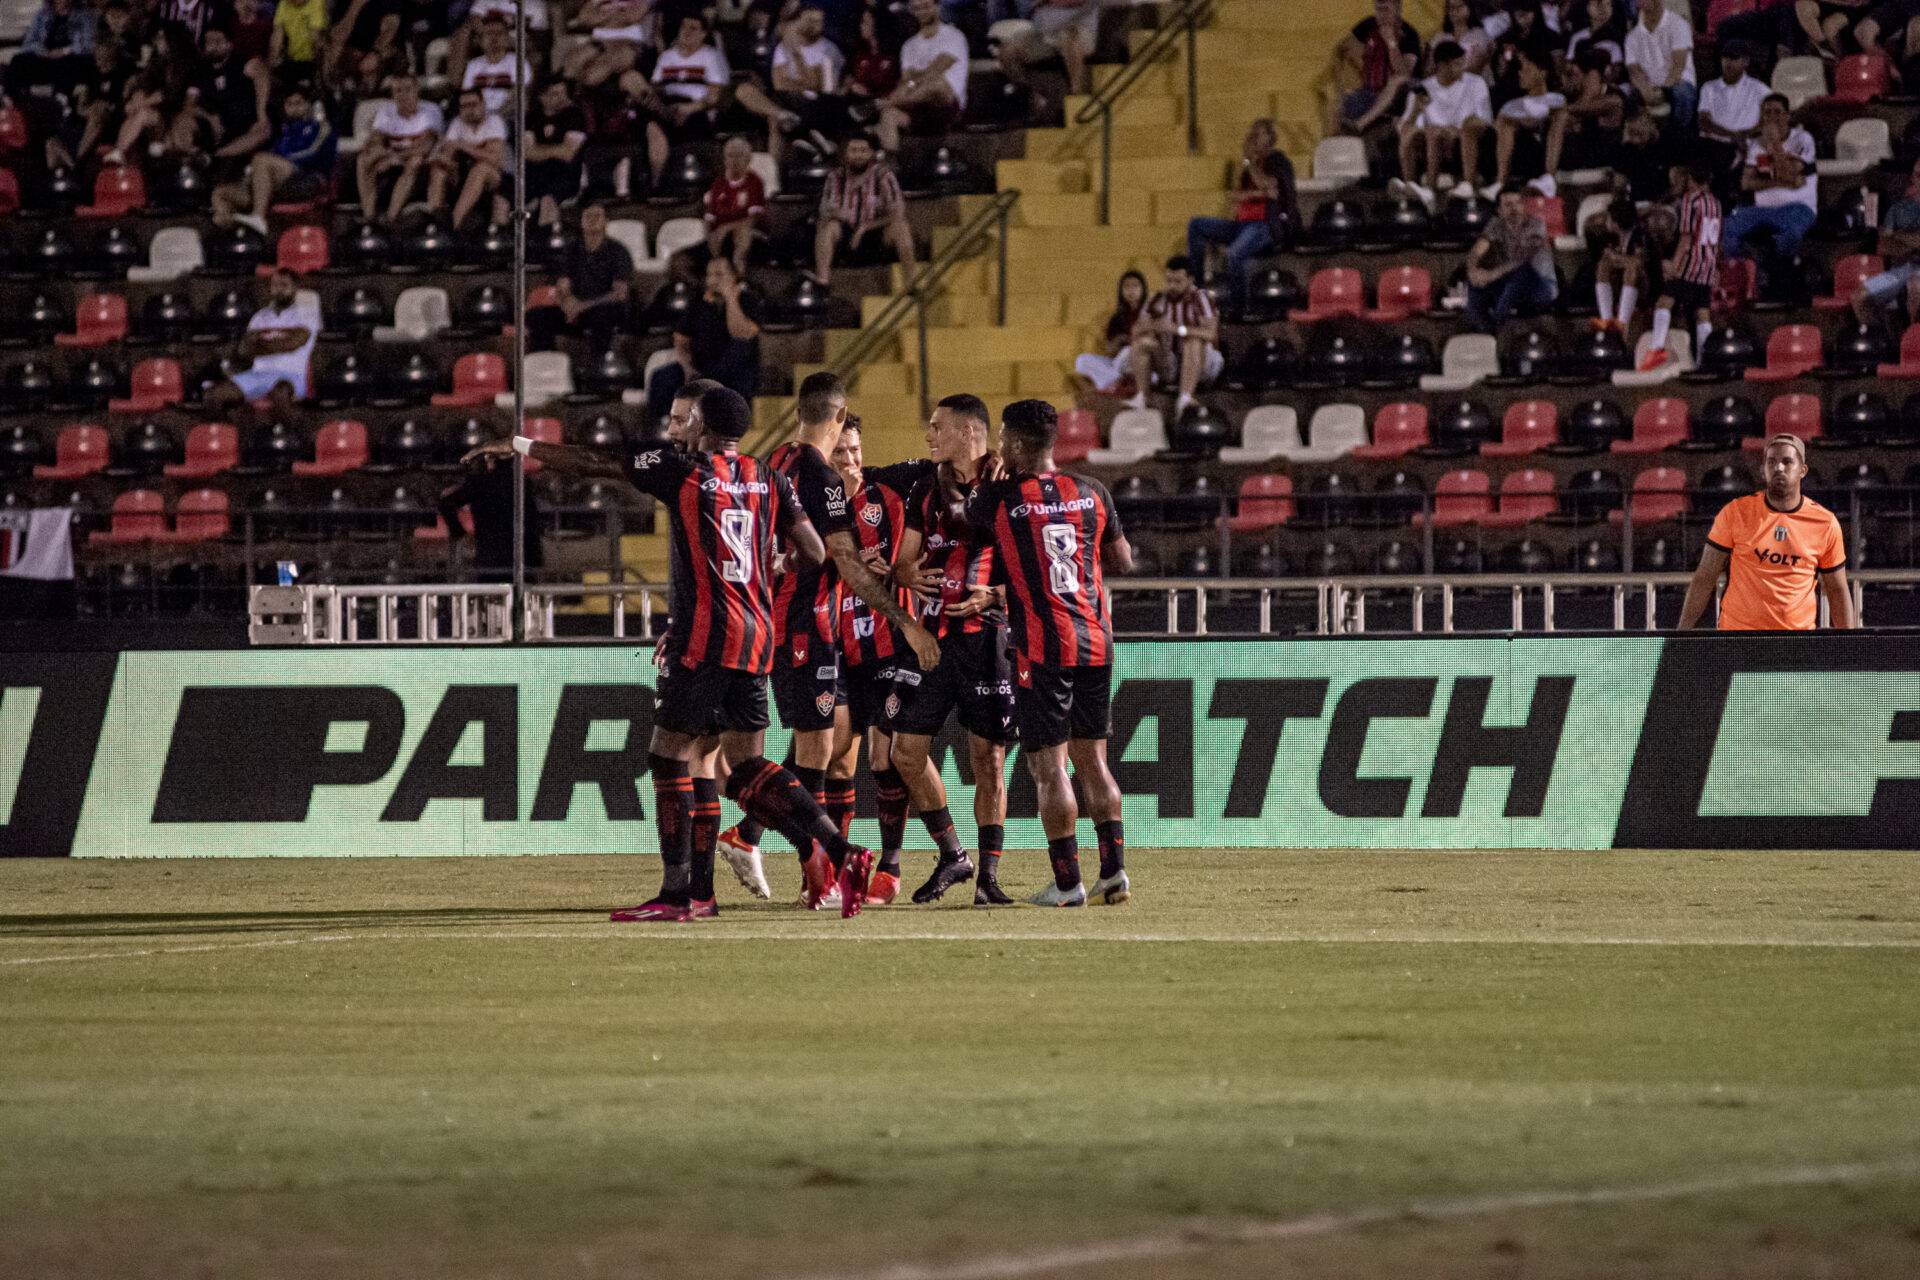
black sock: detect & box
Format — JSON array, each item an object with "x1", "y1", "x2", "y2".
[
  {"x1": 734, "y1": 816, "x2": 765, "y2": 846},
  {"x1": 1047, "y1": 835, "x2": 1081, "y2": 890},
  {"x1": 978, "y1": 823, "x2": 1005, "y2": 878},
  {"x1": 920, "y1": 806, "x2": 964, "y2": 860},
  {"x1": 791, "y1": 763, "x2": 827, "y2": 864},
  {"x1": 874, "y1": 766, "x2": 908, "y2": 871},
  {"x1": 1095, "y1": 819, "x2": 1125, "y2": 880},
  {"x1": 824, "y1": 780, "x2": 856, "y2": 840},
  {"x1": 690, "y1": 776, "x2": 721, "y2": 900},
  {"x1": 649, "y1": 753, "x2": 693, "y2": 901},
  {"x1": 725, "y1": 756, "x2": 853, "y2": 866}
]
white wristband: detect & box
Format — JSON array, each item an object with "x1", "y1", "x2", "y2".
[{"x1": 510, "y1": 436, "x2": 533, "y2": 456}]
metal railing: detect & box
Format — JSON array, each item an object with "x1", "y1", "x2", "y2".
[
  {"x1": 746, "y1": 188, "x2": 1021, "y2": 452},
  {"x1": 1071, "y1": 0, "x2": 1213, "y2": 224},
  {"x1": 249, "y1": 583, "x2": 514, "y2": 644}
]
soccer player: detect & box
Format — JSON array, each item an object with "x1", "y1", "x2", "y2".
[
  {"x1": 967, "y1": 400, "x2": 1135, "y2": 906},
  {"x1": 1678, "y1": 433, "x2": 1856, "y2": 631},
  {"x1": 1640, "y1": 159, "x2": 1720, "y2": 373},
  {"x1": 467, "y1": 386, "x2": 879, "y2": 919},
  {"x1": 887, "y1": 395, "x2": 1018, "y2": 906}
]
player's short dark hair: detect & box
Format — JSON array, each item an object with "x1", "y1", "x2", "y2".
[
  {"x1": 796, "y1": 371, "x2": 846, "y2": 425},
  {"x1": 935, "y1": 393, "x2": 989, "y2": 430},
  {"x1": 1762, "y1": 92, "x2": 1789, "y2": 113},
  {"x1": 1498, "y1": 180, "x2": 1528, "y2": 202},
  {"x1": 1001, "y1": 398, "x2": 1058, "y2": 446},
  {"x1": 1432, "y1": 39, "x2": 1463, "y2": 64},
  {"x1": 1165, "y1": 255, "x2": 1194, "y2": 275},
  {"x1": 698, "y1": 385, "x2": 752, "y2": 439},
  {"x1": 842, "y1": 414, "x2": 861, "y2": 436},
  {"x1": 672, "y1": 376, "x2": 723, "y2": 406}
]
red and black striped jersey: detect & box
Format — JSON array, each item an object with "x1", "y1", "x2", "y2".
[
  {"x1": 625, "y1": 445, "x2": 797, "y2": 674},
  {"x1": 904, "y1": 467, "x2": 999, "y2": 639},
  {"x1": 767, "y1": 439, "x2": 852, "y2": 663},
  {"x1": 839, "y1": 459, "x2": 936, "y2": 666},
  {"x1": 969, "y1": 472, "x2": 1124, "y2": 668}
]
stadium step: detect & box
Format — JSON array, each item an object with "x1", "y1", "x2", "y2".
[
  {"x1": 1026, "y1": 123, "x2": 1221, "y2": 162},
  {"x1": 995, "y1": 157, "x2": 1091, "y2": 195},
  {"x1": 1061, "y1": 93, "x2": 1184, "y2": 129}
]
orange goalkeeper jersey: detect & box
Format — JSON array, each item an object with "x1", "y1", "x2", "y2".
[{"x1": 1706, "y1": 492, "x2": 1846, "y2": 631}]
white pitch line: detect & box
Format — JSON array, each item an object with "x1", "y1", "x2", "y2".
[{"x1": 773, "y1": 1158, "x2": 1920, "y2": 1280}]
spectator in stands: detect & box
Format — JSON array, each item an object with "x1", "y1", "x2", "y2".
[
  {"x1": 1001, "y1": 0, "x2": 1099, "y2": 113},
  {"x1": 1487, "y1": 0, "x2": 1559, "y2": 105},
  {"x1": 1724, "y1": 93, "x2": 1817, "y2": 302},
  {"x1": 427, "y1": 86, "x2": 507, "y2": 230},
  {"x1": 1850, "y1": 157, "x2": 1920, "y2": 328},
  {"x1": 705, "y1": 135, "x2": 768, "y2": 277},
  {"x1": 1329, "y1": 0, "x2": 1423, "y2": 135},
  {"x1": 630, "y1": 10, "x2": 734, "y2": 190},
  {"x1": 6, "y1": 0, "x2": 99, "y2": 100},
  {"x1": 1563, "y1": 0, "x2": 1629, "y2": 68},
  {"x1": 449, "y1": 0, "x2": 549, "y2": 88},
  {"x1": 1391, "y1": 40, "x2": 1491, "y2": 209},
  {"x1": 327, "y1": 0, "x2": 411, "y2": 99},
  {"x1": 811, "y1": 132, "x2": 917, "y2": 288},
  {"x1": 1697, "y1": 39, "x2": 1766, "y2": 178},
  {"x1": 111, "y1": 25, "x2": 270, "y2": 177},
  {"x1": 43, "y1": 39, "x2": 131, "y2": 174},
  {"x1": 438, "y1": 441, "x2": 544, "y2": 585},
  {"x1": 1851, "y1": 2, "x2": 1920, "y2": 66},
  {"x1": 1589, "y1": 194, "x2": 1648, "y2": 334},
  {"x1": 1074, "y1": 269, "x2": 1148, "y2": 394},
  {"x1": 771, "y1": 3, "x2": 853, "y2": 150},
  {"x1": 1435, "y1": 0, "x2": 1494, "y2": 74},
  {"x1": 1551, "y1": 46, "x2": 1626, "y2": 176},
  {"x1": 878, "y1": 0, "x2": 967, "y2": 154},
  {"x1": 1488, "y1": 50, "x2": 1565, "y2": 196},
  {"x1": 1642, "y1": 159, "x2": 1723, "y2": 371},
  {"x1": 1126, "y1": 255, "x2": 1222, "y2": 419},
  {"x1": 562, "y1": 0, "x2": 654, "y2": 90},
  {"x1": 1465, "y1": 182, "x2": 1558, "y2": 331},
  {"x1": 269, "y1": 0, "x2": 328, "y2": 87},
  {"x1": 1614, "y1": 101, "x2": 1675, "y2": 201},
  {"x1": 523, "y1": 77, "x2": 589, "y2": 228},
  {"x1": 1795, "y1": 0, "x2": 1874, "y2": 60},
  {"x1": 204, "y1": 266, "x2": 322, "y2": 423},
  {"x1": 846, "y1": 4, "x2": 904, "y2": 104},
  {"x1": 226, "y1": 0, "x2": 273, "y2": 65},
  {"x1": 527, "y1": 203, "x2": 634, "y2": 354},
  {"x1": 1186, "y1": 118, "x2": 1296, "y2": 313},
  {"x1": 353, "y1": 71, "x2": 442, "y2": 224},
  {"x1": 211, "y1": 83, "x2": 335, "y2": 233},
  {"x1": 647, "y1": 256, "x2": 765, "y2": 425},
  {"x1": 462, "y1": 13, "x2": 529, "y2": 119},
  {"x1": 1624, "y1": 0, "x2": 1696, "y2": 135}
]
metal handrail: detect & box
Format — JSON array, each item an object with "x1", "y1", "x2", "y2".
[
  {"x1": 1070, "y1": 0, "x2": 1213, "y2": 224},
  {"x1": 745, "y1": 187, "x2": 1021, "y2": 453}
]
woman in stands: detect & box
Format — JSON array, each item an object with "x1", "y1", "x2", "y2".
[
  {"x1": 1435, "y1": 0, "x2": 1495, "y2": 74},
  {"x1": 1073, "y1": 270, "x2": 1149, "y2": 395}
]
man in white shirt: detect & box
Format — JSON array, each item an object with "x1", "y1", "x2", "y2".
[
  {"x1": 205, "y1": 267, "x2": 322, "y2": 422},
  {"x1": 1624, "y1": 0, "x2": 1695, "y2": 133},
  {"x1": 354, "y1": 71, "x2": 442, "y2": 224},
  {"x1": 1725, "y1": 92, "x2": 1819, "y2": 301},
  {"x1": 1392, "y1": 39, "x2": 1492, "y2": 209},
  {"x1": 1002, "y1": 0, "x2": 1098, "y2": 110},
  {"x1": 770, "y1": 4, "x2": 852, "y2": 149},
  {"x1": 427, "y1": 87, "x2": 507, "y2": 229},
  {"x1": 461, "y1": 14, "x2": 530, "y2": 118},
  {"x1": 1697, "y1": 38, "x2": 1765, "y2": 172},
  {"x1": 626, "y1": 10, "x2": 732, "y2": 189},
  {"x1": 880, "y1": 0, "x2": 968, "y2": 152}
]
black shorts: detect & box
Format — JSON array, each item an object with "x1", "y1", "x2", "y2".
[
  {"x1": 885, "y1": 627, "x2": 1014, "y2": 744},
  {"x1": 654, "y1": 660, "x2": 770, "y2": 736},
  {"x1": 1013, "y1": 658, "x2": 1114, "y2": 750},
  {"x1": 1665, "y1": 278, "x2": 1712, "y2": 315},
  {"x1": 772, "y1": 634, "x2": 844, "y2": 733},
  {"x1": 843, "y1": 659, "x2": 898, "y2": 734}
]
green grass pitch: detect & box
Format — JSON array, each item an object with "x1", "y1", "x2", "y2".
[{"x1": 3, "y1": 849, "x2": 1918, "y2": 1279}]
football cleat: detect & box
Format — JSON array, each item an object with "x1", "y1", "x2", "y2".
[
  {"x1": 911, "y1": 852, "x2": 976, "y2": 904},
  {"x1": 609, "y1": 898, "x2": 693, "y2": 923},
  {"x1": 1028, "y1": 883, "x2": 1087, "y2": 908},
  {"x1": 866, "y1": 869, "x2": 901, "y2": 906},
  {"x1": 686, "y1": 897, "x2": 719, "y2": 919},
  {"x1": 801, "y1": 848, "x2": 839, "y2": 910},
  {"x1": 838, "y1": 848, "x2": 874, "y2": 918},
  {"x1": 973, "y1": 874, "x2": 1015, "y2": 906},
  {"x1": 718, "y1": 828, "x2": 771, "y2": 899},
  {"x1": 1637, "y1": 349, "x2": 1670, "y2": 373},
  {"x1": 1089, "y1": 870, "x2": 1131, "y2": 905}
]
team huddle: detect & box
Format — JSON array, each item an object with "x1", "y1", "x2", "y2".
[{"x1": 473, "y1": 375, "x2": 1133, "y2": 918}]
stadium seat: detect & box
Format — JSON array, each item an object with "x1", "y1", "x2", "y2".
[
  {"x1": 1420, "y1": 334, "x2": 1498, "y2": 392},
  {"x1": 605, "y1": 218, "x2": 650, "y2": 268},
  {"x1": 374, "y1": 287, "x2": 452, "y2": 343},
  {"x1": 1290, "y1": 268, "x2": 1365, "y2": 322},
  {"x1": 165, "y1": 422, "x2": 239, "y2": 478},
  {"x1": 1557, "y1": 193, "x2": 1610, "y2": 253},
  {"x1": 1363, "y1": 266, "x2": 1431, "y2": 320},
  {"x1": 1831, "y1": 52, "x2": 1890, "y2": 103},
  {"x1": 502, "y1": 351, "x2": 573, "y2": 407},
  {"x1": 749, "y1": 150, "x2": 781, "y2": 198},
  {"x1": 1478, "y1": 468, "x2": 1559, "y2": 528},
  {"x1": 1614, "y1": 330, "x2": 1693, "y2": 386},
  {"x1": 433, "y1": 353, "x2": 508, "y2": 406},
  {"x1": 1611, "y1": 467, "x2": 1689, "y2": 526},
  {"x1": 111, "y1": 358, "x2": 184, "y2": 412},
  {"x1": 1087, "y1": 408, "x2": 1167, "y2": 465},
  {"x1": 1223, "y1": 474, "x2": 1295, "y2": 533},
  {"x1": 32, "y1": 424, "x2": 111, "y2": 479},
  {"x1": 1815, "y1": 255, "x2": 1882, "y2": 311},
  {"x1": 1219, "y1": 405, "x2": 1300, "y2": 463},
  {"x1": 1824, "y1": 118, "x2": 1892, "y2": 178},
  {"x1": 0, "y1": 103, "x2": 25, "y2": 151},
  {"x1": 1055, "y1": 409, "x2": 1099, "y2": 463},
  {"x1": 262, "y1": 225, "x2": 330, "y2": 275},
  {"x1": 1744, "y1": 325, "x2": 1823, "y2": 382},
  {"x1": 637, "y1": 217, "x2": 703, "y2": 276},
  {"x1": 1416, "y1": 469, "x2": 1493, "y2": 528},
  {"x1": 55, "y1": 294, "x2": 128, "y2": 348},
  {"x1": 77, "y1": 164, "x2": 145, "y2": 217},
  {"x1": 0, "y1": 167, "x2": 16, "y2": 216},
  {"x1": 519, "y1": 416, "x2": 564, "y2": 474},
  {"x1": 414, "y1": 506, "x2": 476, "y2": 541},
  {"x1": 1285, "y1": 404, "x2": 1367, "y2": 462},
  {"x1": 293, "y1": 420, "x2": 370, "y2": 475},
  {"x1": 1482, "y1": 401, "x2": 1559, "y2": 457},
  {"x1": 1297, "y1": 136, "x2": 1366, "y2": 193},
  {"x1": 1748, "y1": 393, "x2": 1822, "y2": 449},
  {"x1": 1613, "y1": 398, "x2": 1690, "y2": 454},
  {"x1": 157, "y1": 488, "x2": 231, "y2": 544},
  {"x1": 1771, "y1": 56, "x2": 1827, "y2": 111},
  {"x1": 127, "y1": 226, "x2": 205, "y2": 284},
  {"x1": 1525, "y1": 194, "x2": 1566, "y2": 239},
  {"x1": 627, "y1": 347, "x2": 677, "y2": 406},
  {"x1": 1352, "y1": 402, "x2": 1429, "y2": 459},
  {"x1": 1879, "y1": 325, "x2": 1920, "y2": 378},
  {"x1": 88, "y1": 489, "x2": 166, "y2": 545}
]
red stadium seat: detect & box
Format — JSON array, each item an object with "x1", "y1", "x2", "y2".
[
  {"x1": 260, "y1": 224, "x2": 330, "y2": 276},
  {"x1": 1223, "y1": 473, "x2": 1294, "y2": 533},
  {"x1": 1613, "y1": 398, "x2": 1690, "y2": 453},
  {"x1": 527, "y1": 284, "x2": 559, "y2": 310},
  {"x1": 1525, "y1": 194, "x2": 1566, "y2": 239},
  {"x1": 33, "y1": 424, "x2": 111, "y2": 479},
  {"x1": 77, "y1": 164, "x2": 145, "y2": 217},
  {"x1": 519, "y1": 416, "x2": 564, "y2": 473},
  {"x1": 1416, "y1": 469, "x2": 1492, "y2": 528},
  {"x1": 293, "y1": 419, "x2": 369, "y2": 475},
  {"x1": 165, "y1": 423, "x2": 240, "y2": 478},
  {"x1": 432, "y1": 353, "x2": 508, "y2": 406},
  {"x1": 1611, "y1": 467, "x2": 1688, "y2": 525},
  {"x1": 1290, "y1": 267, "x2": 1365, "y2": 322},
  {"x1": 157, "y1": 489, "x2": 231, "y2": 544},
  {"x1": 1478, "y1": 468, "x2": 1558, "y2": 527},
  {"x1": 1747, "y1": 394, "x2": 1822, "y2": 449},
  {"x1": 1814, "y1": 254, "x2": 1883, "y2": 310},
  {"x1": 0, "y1": 104, "x2": 26, "y2": 152},
  {"x1": 55, "y1": 293, "x2": 128, "y2": 347},
  {"x1": 0, "y1": 167, "x2": 18, "y2": 216},
  {"x1": 1352, "y1": 402, "x2": 1429, "y2": 458},
  {"x1": 1832, "y1": 52, "x2": 1891, "y2": 103},
  {"x1": 112, "y1": 359, "x2": 185, "y2": 413},
  {"x1": 1363, "y1": 265, "x2": 1432, "y2": 320},
  {"x1": 1715, "y1": 257, "x2": 1757, "y2": 311},
  {"x1": 1706, "y1": 0, "x2": 1758, "y2": 37},
  {"x1": 88, "y1": 489, "x2": 166, "y2": 545},
  {"x1": 1055, "y1": 408, "x2": 1099, "y2": 463},
  {"x1": 1482, "y1": 401, "x2": 1559, "y2": 457},
  {"x1": 1879, "y1": 324, "x2": 1920, "y2": 378},
  {"x1": 1744, "y1": 324, "x2": 1823, "y2": 382},
  {"x1": 414, "y1": 508, "x2": 476, "y2": 541}
]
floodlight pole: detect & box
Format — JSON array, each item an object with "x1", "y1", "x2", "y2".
[{"x1": 509, "y1": 0, "x2": 530, "y2": 641}]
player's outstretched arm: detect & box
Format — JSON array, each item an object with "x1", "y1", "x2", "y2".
[
  {"x1": 828, "y1": 530, "x2": 941, "y2": 669},
  {"x1": 1676, "y1": 544, "x2": 1730, "y2": 630},
  {"x1": 464, "y1": 438, "x2": 627, "y2": 482}
]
